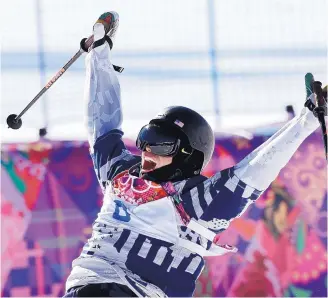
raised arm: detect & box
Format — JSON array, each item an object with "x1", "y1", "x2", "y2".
[
  {"x1": 233, "y1": 105, "x2": 319, "y2": 191},
  {"x1": 84, "y1": 23, "x2": 122, "y2": 146},
  {"x1": 181, "y1": 104, "x2": 320, "y2": 236},
  {"x1": 84, "y1": 21, "x2": 140, "y2": 188}
]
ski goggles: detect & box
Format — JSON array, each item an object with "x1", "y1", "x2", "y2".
[{"x1": 136, "y1": 124, "x2": 181, "y2": 156}]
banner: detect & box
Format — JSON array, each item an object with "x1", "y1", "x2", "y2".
[{"x1": 1, "y1": 132, "x2": 327, "y2": 297}]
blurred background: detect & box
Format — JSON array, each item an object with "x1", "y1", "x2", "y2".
[
  {"x1": 1, "y1": 0, "x2": 327, "y2": 297},
  {"x1": 1, "y1": 0, "x2": 327, "y2": 141}
]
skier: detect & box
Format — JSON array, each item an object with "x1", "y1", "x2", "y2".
[{"x1": 64, "y1": 12, "x2": 326, "y2": 297}]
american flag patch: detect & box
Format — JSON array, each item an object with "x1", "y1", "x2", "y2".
[{"x1": 174, "y1": 119, "x2": 184, "y2": 128}]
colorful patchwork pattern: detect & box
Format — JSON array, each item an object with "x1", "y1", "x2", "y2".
[{"x1": 1, "y1": 133, "x2": 326, "y2": 297}]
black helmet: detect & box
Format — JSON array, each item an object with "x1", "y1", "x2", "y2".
[{"x1": 135, "y1": 106, "x2": 215, "y2": 182}]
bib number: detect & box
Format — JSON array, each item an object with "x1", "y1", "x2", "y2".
[{"x1": 113, "y1": 200, "x2": 131, "y2": 222}]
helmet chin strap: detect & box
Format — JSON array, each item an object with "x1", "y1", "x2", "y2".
[
  {"x1": 129, "y1": 147, "x2": 203, "y2": 183},
  {"x1": 141, "y1": 162, "x2": 184, "y2": 183},
  {"x1": 140, "y1": 155, "x2": 200, "y2": 183}
]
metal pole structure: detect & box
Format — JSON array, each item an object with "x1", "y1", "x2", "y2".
[
  {"x1": 207, "y1": 0, "x2": 220, "y2": 128},
  {"x1": 35, "y1": 0, "x2": 48, "y2": 135}
]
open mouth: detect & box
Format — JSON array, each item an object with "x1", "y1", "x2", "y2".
[{"x1": 141, "y1": 159, "x2": 157, "y2": 173}]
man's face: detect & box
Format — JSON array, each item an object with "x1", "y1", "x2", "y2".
[{"x1": 141, "y1": 147, "x2": 173, "y2": 174}]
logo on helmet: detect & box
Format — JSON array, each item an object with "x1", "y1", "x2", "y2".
[
  {"x1": 181, "y1": 148, "x2": 191, "y2": 155},
  {"x1": 174, "y1": 119, "x2": 184, "y2": 128}
]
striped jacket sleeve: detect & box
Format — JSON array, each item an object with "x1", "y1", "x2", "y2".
[
  {"x1": 180, "y1": 167, "x2": 262, "y2": 233},
  {"x1": 180, "y1": 105, "x2": 319, "y2": 233},
  {"x1": 84, "y1": 39, "x2": 139, "y2": 189}
]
